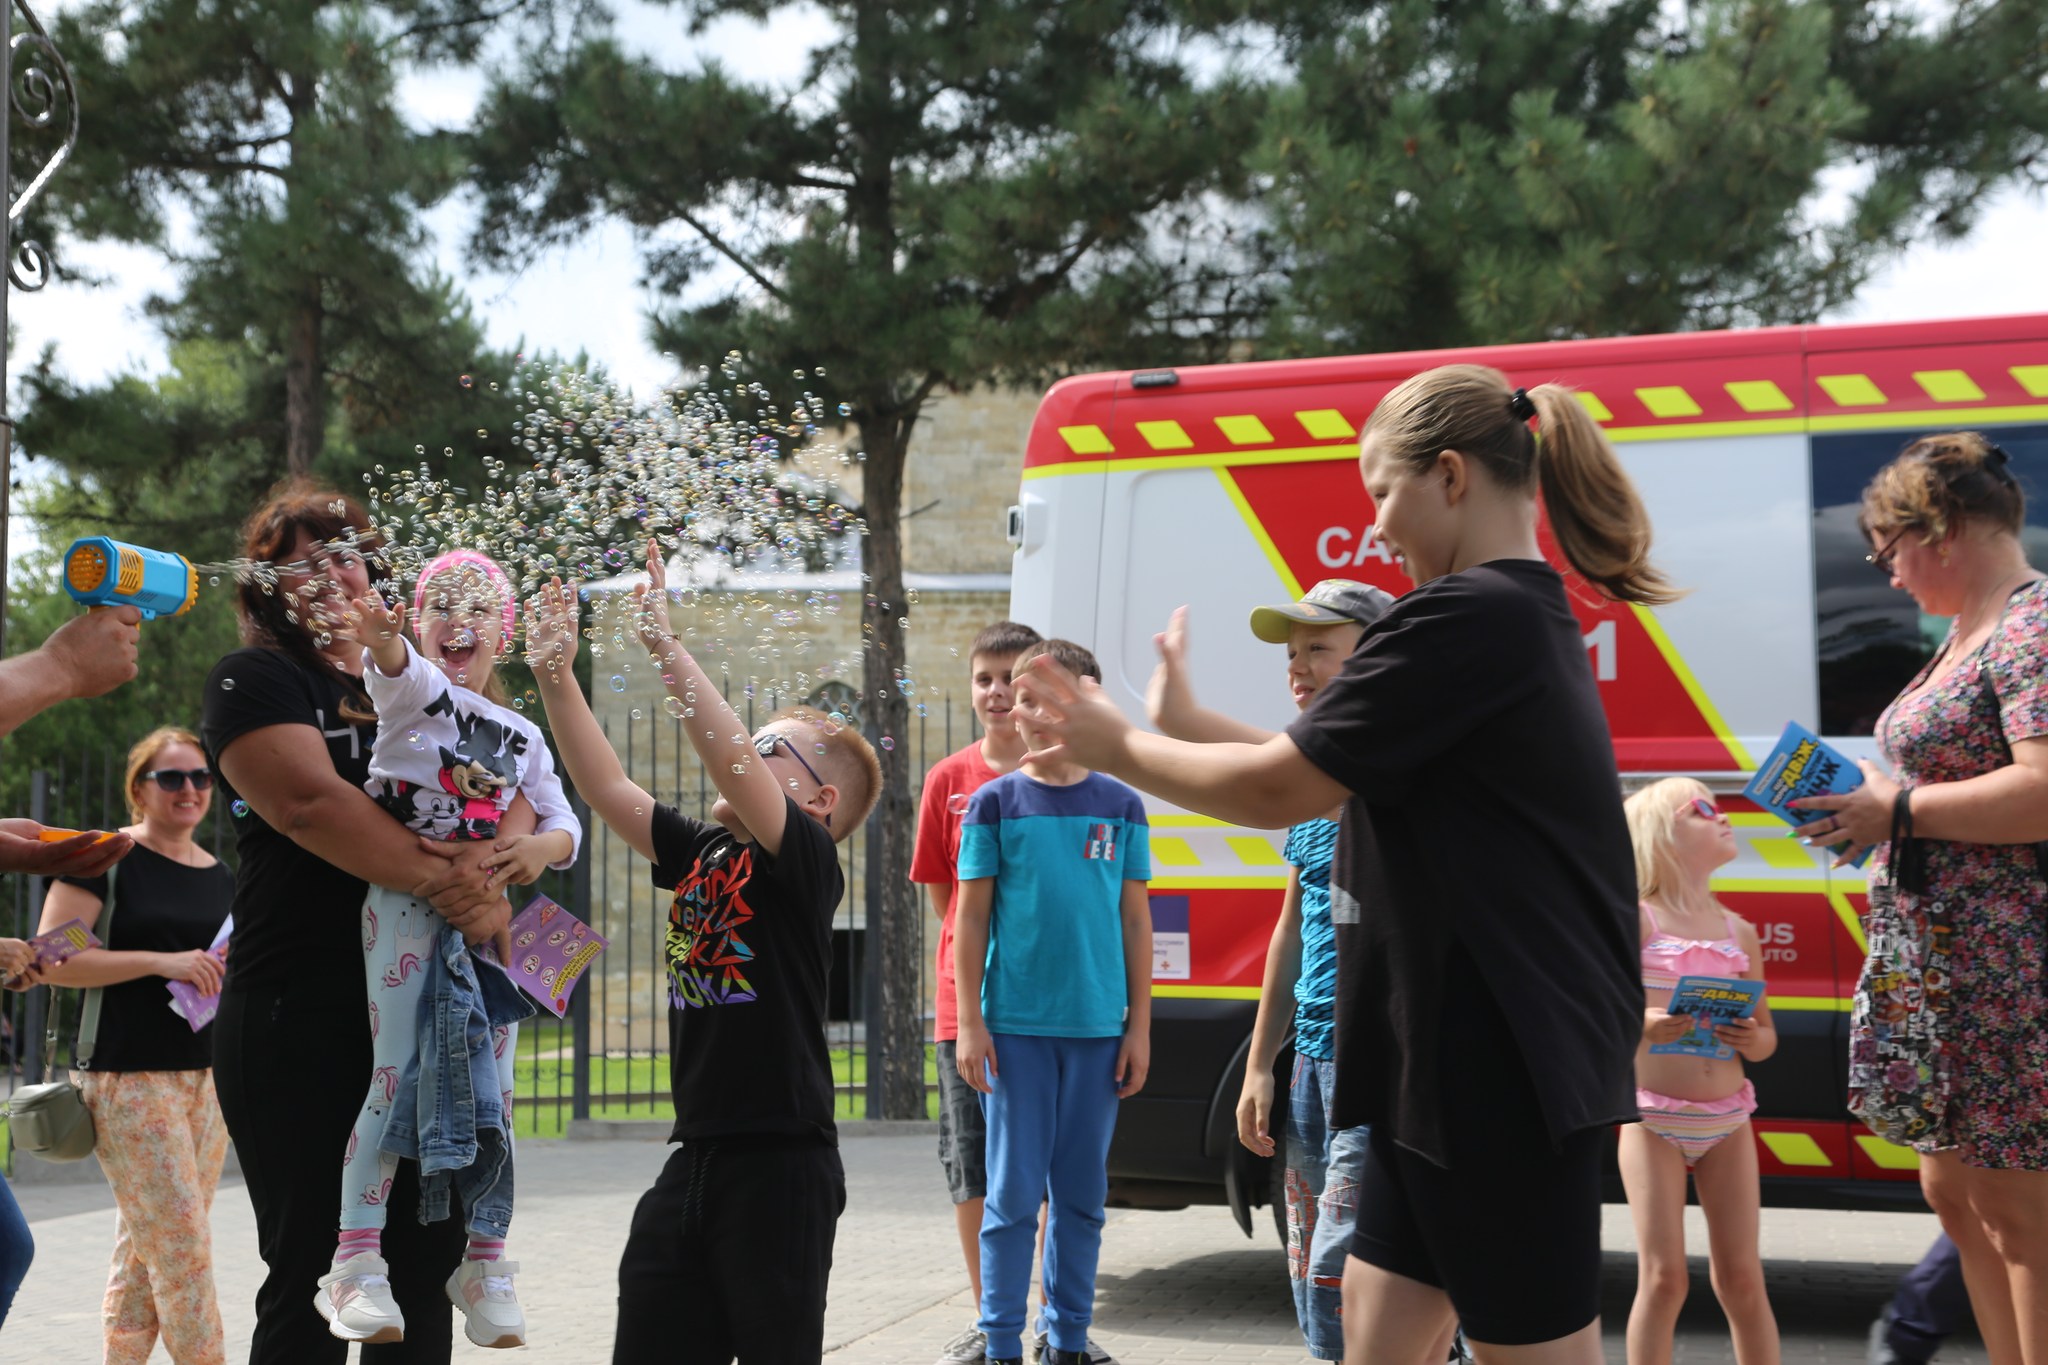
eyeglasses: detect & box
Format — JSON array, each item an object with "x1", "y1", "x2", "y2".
[
  {"x1": 1684, "y1": 797, "x2": 1722, "y2": 821},
  {"x1": 752, "y1": 730, "x2": 827, "y2": 792},
  {"x1": 143, "y1": 768, "x2": 214, "y2": 793},
  {"x1": 1866, "y1": 527, "x2": 1912, "y2": 576}
]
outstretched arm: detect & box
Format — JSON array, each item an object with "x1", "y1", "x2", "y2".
[
  {"x1": 530, "y1": 577, "x2": 658, "y2": 864},
  {"x1": 1018, "y1": 656, "x2": 1347, "y2": 828},
  {"x1": 634, "y1": 540, "x2": 801, "y2": 858},
  {"x1": 1147, "y1": 607, "x2": 1274, "y2": 746}
]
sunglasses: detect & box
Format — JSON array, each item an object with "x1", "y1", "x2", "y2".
[
  {"x1": 1865, "y1": 527, "x2": 1912, "y2": 576},
  {"x1": 752, "y1": 731, "x2": 830, "y2": 822},
  {"x1": 143, "y1": 768, "x2": 214, "y2": 793},
  {"x1": 1683, "y1": 797, "x2": 1722, "y2": 821}
]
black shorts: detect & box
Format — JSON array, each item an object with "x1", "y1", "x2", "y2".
[{"x1": 1348, "y1": 969, "x2": 1608, "y2": 1345}]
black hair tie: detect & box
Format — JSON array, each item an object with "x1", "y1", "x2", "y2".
[
  {"x1": 1986, "y1": 441, "x2": 2018, "y2": 484},
  {"x1": 1507, "y1": 387, "x2": 1537, "y2": 422}
]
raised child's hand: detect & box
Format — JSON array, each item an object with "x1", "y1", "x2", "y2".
[
  {"x1": 1145, "y1": 606, "x2": 1195, "y2": 729},
  {"x1": 337, "y1": 593, "x2": 404, "y2": 648},
  {"x1": 525, "y1": 577, "x2": 580, "y2": 673},
  {"x1": 632, "y1": 538, "x2": 680, "y2": 660}
]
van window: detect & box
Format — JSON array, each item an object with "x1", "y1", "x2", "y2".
[{"x1": 1812, "y1": 424, "x2": 2048, "y2": 736}]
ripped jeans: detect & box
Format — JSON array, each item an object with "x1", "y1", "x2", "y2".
[{"x1": 1286, "y1": 1052, "x2": 1370, "y2": 1361}]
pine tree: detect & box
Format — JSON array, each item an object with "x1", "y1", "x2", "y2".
[
  {"x1": 1254, "y1": 0, "x2": 2048, "y2": 352},
  {"x1": 466, "y1": 0, "x2": 1268, "y2": 1117}
]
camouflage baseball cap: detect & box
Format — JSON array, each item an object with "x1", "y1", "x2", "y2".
[{"x1": 1248, "y1": 579, "x2": 1395, "y2": 643}]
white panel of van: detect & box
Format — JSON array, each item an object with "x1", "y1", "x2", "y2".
[
  {"x1": 1098, "y1": 467, "x2": 1306, "y2": 732},
  {"x1": 1007, "y1": 476, "x2": 1109, "y2": 647},
  {"x1": 1618, "y1": 432, "x2": 1818, "y2": 767}
]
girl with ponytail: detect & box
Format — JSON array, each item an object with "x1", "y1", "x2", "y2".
[{"x1": 1013, "y1": 363, "x2": 1666, "y2": 1365}]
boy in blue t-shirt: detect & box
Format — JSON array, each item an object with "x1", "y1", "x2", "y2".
[{"x1": 953, "y1": 638, "x2": 1153, "y2": 1365}]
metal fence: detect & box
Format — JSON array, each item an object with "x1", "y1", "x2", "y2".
[{"x1": 2, "y1": 692, "x2": 977, "y2": 1155}]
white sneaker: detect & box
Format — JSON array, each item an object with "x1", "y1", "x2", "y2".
[
  {"x1": 314, "y1": 1253, "x2": 405, "y2": 1344},
  {"x1": 446, "y1": 1257, "x2": 527, "y2": 1348},
  {"x1": 934, "y1": 1322, "x2": 988, "y2": 1365}
]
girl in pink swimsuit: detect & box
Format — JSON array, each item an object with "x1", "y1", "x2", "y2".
[{"x1": 1620, "y1": 778, "x2": 1781, "y2": 1365}]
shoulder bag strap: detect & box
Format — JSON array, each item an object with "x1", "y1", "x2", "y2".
[{"x1": 74, "y1": 860, "x2": 116, "y2": 1069}]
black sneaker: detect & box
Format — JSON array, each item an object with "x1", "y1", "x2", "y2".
[{"x1": 983, "y1": 1357, "x2": 1023, "y2": 1365}]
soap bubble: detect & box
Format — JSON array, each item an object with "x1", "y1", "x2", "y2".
[
  {"x1": 880, "y1": 736, "x2": 895, "y2": 751},
  {"x1": 609, "y1": 676, "x2": 626, "y2": 693},
  {"x1": 230, "y1": 800, "x2": 250, "y2": 818},
  {"x1": 459, "y1": 374, "x2": 474, "y2": 388},
  {"x1": 406, "y1": 729, "x2": 427, "y2": 750},
  {"x1": 221, "y1": 679, "x2": 236, "y2": 691}
]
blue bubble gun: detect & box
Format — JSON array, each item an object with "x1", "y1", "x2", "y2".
[{"x1": 61, "y1": 537, "x2": 200, "y2": 620}]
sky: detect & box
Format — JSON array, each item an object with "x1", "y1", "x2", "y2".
[{"x1": 12, "y1": 7, "x2": 2048, "y2": 444}]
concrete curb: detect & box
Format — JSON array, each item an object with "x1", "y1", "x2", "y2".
[{"x1": 563, "y1": 1119, "x2": 939, "y2": 1141}]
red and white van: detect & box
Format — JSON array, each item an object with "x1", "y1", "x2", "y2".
[{"x1": 1006, "y1": 312, "x2": 2048, "y2": 1236}]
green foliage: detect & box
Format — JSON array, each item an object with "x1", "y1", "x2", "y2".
[{"x1": 1253, "y1": 0, "x2": 2048, "y2": 353}]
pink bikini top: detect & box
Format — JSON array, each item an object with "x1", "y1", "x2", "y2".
[{"x1": 1640, "y1": 902, "x2": 1750, "y2": 991}]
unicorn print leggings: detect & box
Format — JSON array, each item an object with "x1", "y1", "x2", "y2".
[{"x1": 338, "y1": 887, "x2": 516, "y2": 1236}]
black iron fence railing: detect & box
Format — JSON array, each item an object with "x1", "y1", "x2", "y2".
[{"x1": 2, "y1": 694, "x2": 972, "y2": 1167}]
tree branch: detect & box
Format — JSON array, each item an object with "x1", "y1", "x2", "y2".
[
  {"x1": 674, "y1": 208, "x2": 789, "y2": 303},
  {"x1": 382, "y1": 0, "x2": 536, "y2": 52}
]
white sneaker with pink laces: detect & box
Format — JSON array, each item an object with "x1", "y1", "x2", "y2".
[
  {"x1": 314, "y1": 1252, "x2": 406, "y2": 1343},
  {"x1": 446, "y1": 1257, "x2": 526, "y2": 1348}
]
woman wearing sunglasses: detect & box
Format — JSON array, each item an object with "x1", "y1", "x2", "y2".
[
  {"x1": 37, "y1": 725, "x2": 237, "y2": 1365},
  {"x1": 1619, "y1": 781, "x2": 1778, "y2": 1365}
]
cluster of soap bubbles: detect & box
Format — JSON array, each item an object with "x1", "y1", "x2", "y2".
[{"x1": 199, "y1": 354, "x2": 895, "y2": 747}]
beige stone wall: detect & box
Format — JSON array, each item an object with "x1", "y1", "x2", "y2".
[{"x1": 790, "y1": 385, "x2": 1037, "y2": 575}]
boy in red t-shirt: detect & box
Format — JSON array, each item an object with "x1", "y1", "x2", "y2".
[{"x1": 913, "y1": 621, "x2": 1041, "y2": 1365}]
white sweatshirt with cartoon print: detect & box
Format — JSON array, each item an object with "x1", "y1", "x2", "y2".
[{"x1": 361, "y1": 639, "x2": 581, "y2": 867}]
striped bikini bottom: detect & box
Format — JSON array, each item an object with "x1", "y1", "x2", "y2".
[{"x1": 1635, "y1": 1080, "x2": 1757, "y2": 1168}]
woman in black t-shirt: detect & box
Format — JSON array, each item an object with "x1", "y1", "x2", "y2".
[
  {"x1": 199, "y1": 483, "x2": 526, "y2": 1365},
  {"x1": 1016, "y1": 365, "x2": 1673, "y2": 1365},
  {"x1": 39, "y1": 726, "x2": 235, "y2": 1364}
]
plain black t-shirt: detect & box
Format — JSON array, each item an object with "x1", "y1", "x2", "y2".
[
  {"x1": 1287, "y1": 560, "x2": 1641, "y2": 1168},
  {"x1": 201, "y1": 646, "x2": 378, "y2": 998},
  {"x1": 649, "y1": 796, "x2": 844, "y2": 1145},
  {"x1": 60, "y1": 844, "x2": 234, "y2": 1071}
]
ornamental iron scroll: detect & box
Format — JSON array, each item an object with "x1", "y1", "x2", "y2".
[{"x1": 7, "y1": 0, "x2": 77, "y2": 291}]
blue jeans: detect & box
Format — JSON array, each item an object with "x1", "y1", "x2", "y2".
[
  {"x1": 0, "y1": 1174, "x2": 30, "y2": 1326},
  {"x1": 976, "y1": 1033, "x2": 1122, "y2": 1360},
  {"x1": 1287, "y1": 1053, "x2": 1369, "y2": 1360}
]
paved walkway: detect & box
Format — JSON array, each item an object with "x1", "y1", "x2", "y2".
[{"x1": 5, "y1": 1133, "x2": 1984, "y2": 1363}]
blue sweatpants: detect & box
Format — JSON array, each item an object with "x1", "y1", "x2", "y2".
[{"x1": 977, "y1": 1033, "x2": 1122, "y2": 1360}]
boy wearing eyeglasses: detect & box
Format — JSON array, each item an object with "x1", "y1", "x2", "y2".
[{"x1": 527, "y1": 541, "x2": 883, "y2": 1364}]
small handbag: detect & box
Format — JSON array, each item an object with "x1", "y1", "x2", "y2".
[
  {"x1": 1846, "y1": 792, "x2": 1952, "y2": 1149},
  {"x1": 6, "y1": 864, "x2": 117, "y2": 1162}
]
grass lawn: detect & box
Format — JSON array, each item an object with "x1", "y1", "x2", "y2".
[{"x1": 511, "y1": 1039, "x2": 941, "y2": 1139}]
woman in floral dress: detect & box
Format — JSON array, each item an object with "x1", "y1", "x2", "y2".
[{"x1": 1793, "y1": 431, "x2": 2048, "y2": 1365}]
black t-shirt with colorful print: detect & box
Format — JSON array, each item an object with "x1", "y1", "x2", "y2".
[{"x1": 649, "y1": 796, "x2": 844, "y2": 1145}]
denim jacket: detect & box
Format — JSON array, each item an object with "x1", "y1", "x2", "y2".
[{"x1": 380, "y1": 924, "x2": 535, "y2": 1236}]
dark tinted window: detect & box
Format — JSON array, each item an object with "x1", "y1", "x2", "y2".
[{"x1": 1813, "y1": 424, "x2": 2048, "y2": 735}]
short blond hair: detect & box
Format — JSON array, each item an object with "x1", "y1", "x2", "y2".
[
  {"x1": 1622, "y1": 776, "x2": 1712, "y2": 905},
  {"x1": 125, "y1": 726, "x2": 206, "y2": 821},
  {"x1": 769, "y1": 707, "x2": 882, "y2": 842}
]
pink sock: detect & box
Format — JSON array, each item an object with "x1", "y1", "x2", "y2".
[
  {"x1": 336, "y1": 1229, "x2": 380, "y2": 1263},
  {"x1": 465, "y1": 1236, "x2": 506, "y2": 1262}
]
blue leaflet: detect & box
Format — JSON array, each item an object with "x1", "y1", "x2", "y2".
[
  {"x1": 1743, "y1": 721, "x2": 1870, "y2": 867},
  {"x1": 1649, "y1": 975, "x2": 1764, "y2": 1060}
]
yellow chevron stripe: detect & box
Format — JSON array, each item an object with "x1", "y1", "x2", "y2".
[{"x1": 1214, "y1": 466, "x2": 1304, "y2": 599}]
